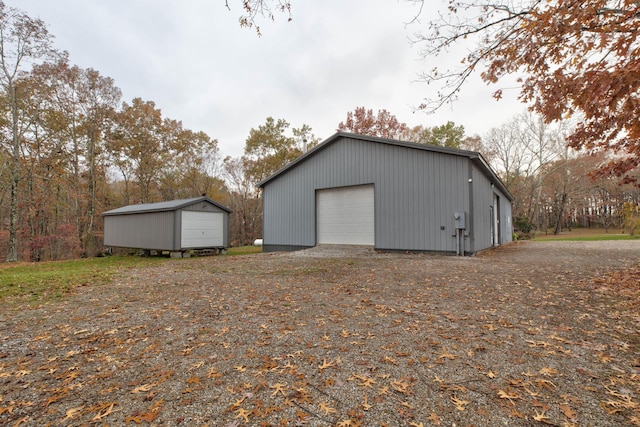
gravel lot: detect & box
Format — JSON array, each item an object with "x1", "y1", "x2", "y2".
[{"x1": 1, "y1": 240, "x2": 639, "y2": 426}]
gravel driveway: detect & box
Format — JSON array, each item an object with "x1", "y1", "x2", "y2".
[{"x1": 1, "y1": 240, "x2": 639, "y2": 426}]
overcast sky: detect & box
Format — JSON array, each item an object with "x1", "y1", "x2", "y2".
[{"x1": 17, "y1": 0, "x2": 524, "y2": 158}]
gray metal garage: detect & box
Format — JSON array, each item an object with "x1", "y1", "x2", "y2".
[
  {"x1": 258, "y1": 132, "x2": 513, "y2": 255},
  {"x1": 102, "y1": 196, "x2": 231, "y2": 255}
]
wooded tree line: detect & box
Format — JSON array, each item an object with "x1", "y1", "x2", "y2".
[
  {"x1": 2, "y1": 2, "x2": 639, "y2": 262},
  {"x1": 481, "y1": 113, "x2": 640, "y2": 236},
  {"x1": 0, "y1": 57, "x2": 228, "y2": 261},
  {"x1": 0, "y1": 3, "x2": 230, "y2": 261},
  {"x1": 0, "y1": 2, "x2": 322, "y2": 261}
]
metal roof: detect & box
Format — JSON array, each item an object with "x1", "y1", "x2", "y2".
[
  {"x1": 102, "y1": 196, "x2": 232, "y2": 216},
  {"x1": 258, "y1": 132, "x2": 513, "y2": 201}
]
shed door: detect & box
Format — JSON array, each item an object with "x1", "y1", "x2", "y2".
[
  {"x1": 317, "y1": 185, "x2": 374, "y2": 245},
  {"x1": 181, "y1": 211, "x2": 223, "y2": 248},
  {"x1": 493, "y1": 193, "x2": 501, "y2": 246}
]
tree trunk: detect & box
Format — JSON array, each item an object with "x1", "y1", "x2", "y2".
[
  {"x1": 554, "y1": 193, "x2": 567, "y2": 235},
  {"x1": 6, "y1": 85, "x2": 19, "y2": 262},
  {"x1": 554, "y1": 145, "x2": 570, "y2": 235},
  {"x1": 71, "y1": 109, "x2": 84, "y2": 250},
  {"x1": 85, "y1": 125, "x2": 97, "y2": 255}
]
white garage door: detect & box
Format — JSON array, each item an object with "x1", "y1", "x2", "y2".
[
  {"x1": 317, "y1": 185, "x2": 374, "y2": 245},
  {"x1": 181, "y1": 211, "x2": 223, "y2": 248}
]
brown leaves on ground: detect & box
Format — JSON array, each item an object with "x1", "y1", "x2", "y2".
[
  {"x1": 0, "y1": 240, "x2": 639, "y2": 425},
  {"x1": 590, "y1": 266, "x2": 640, "y2": 310}
]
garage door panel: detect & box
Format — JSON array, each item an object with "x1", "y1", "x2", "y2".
[
  {"x1": 181, "y1": 211, "x2": 223, "y2": 248},
  {"x1": 317, "y1": 185, "x2": 374, "y2": 245}
]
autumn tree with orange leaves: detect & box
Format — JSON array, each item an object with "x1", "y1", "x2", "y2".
[
  {"x1": 337, "y1": 107, "x2": 408, "y2": 139},
  {"x1": 411, "y1": 0, "x2": 640, "y2": 181}
]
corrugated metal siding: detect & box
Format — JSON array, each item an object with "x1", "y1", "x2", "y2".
[
  {"x1": 263, "y1": 137, "x2": 472, "y2": 252},
  {"x1": 471, "y1": 166, "x2": 514, "y2": 251},
  {"x1": 500, "y1": 190, "x2": 513, "y2": 243},
  {"x1": 104, "y1": 211, "x2": 176, "y2": 250},
  {"x1": 471, "y1": 166, "x2": 493, "y2": 251}
]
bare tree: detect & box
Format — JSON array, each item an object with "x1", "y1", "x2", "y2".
[
  {"x1": 484, "y1": 112, "x2": 568, "y2": 231},
  {"x1": 225, "y1": 0, "x2": 292, "y2": 35},
  {"x1": 484, "y1": 118, "x2": 528, "y2": 190},
  {"x1": 223, "y1": 156, "x2": 262, "y2": 246},
  {"x1": 520, "y1": 112, "x2": 563, "y2": 230}
]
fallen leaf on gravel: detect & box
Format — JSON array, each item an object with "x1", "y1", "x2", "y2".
[
  {"x1": 426, "y1": 412, "x2": 441, "y2": 425},
  {"x1": 451, "y1": 395, "x2": 470, "y2": 411},
  {"x1": 62, "y1": 405, "x2": 84, "y2": 421},
  {"x1": 535, "y1": 378, "x2": 557, "y2": 390},
  {"x1": 207, "y1": 367, "x2": 221, "y2": 378},
  {"x1": 361, "y1": 395, "x2": 373, "y2": 411},
  {"x1": 390, "y1": 379, "x2": 411, "y2": 395},
  {"x1": 270, "y1": 382, "x2": 287, "y2": 397},
  {"x1": 92, "y1": 402, "x2": 117, "y2": 420},
  {"x1": 540, "y1": 367, "x2": 560, "y2": 377},
  {"x1": 186, "y1": 376, "x2": 201, "y2": 384},
  {"x1": 189, "y1": 361, "x2": 204, "y2": 370},
  {"x1": 131, "y1": 383, "x2": 154, "y2": 394},
  {"x1": 533, "y1": 409, "x2": 553, "y2": 424},
  {"x1": 498, "y1": 389, "x2": 520, "y2": 405},
  {"x1": 0, "y1": 403, "x2": 15, "y2": 414},
  {"x1": 12, "y1": 416, "x2": 28, "y2": 426},
  {"x1": 357, "y1": 376, "x2": 376, "y2": 388},
  {"x1": 524, "y1": 386, "x2": 541, "y2": 398},
  {"x1": 234, "y1": 407, "x2": 250, "y2": 422},
  {"x1": 401, "y1": 400, "x2": 415, "y2": 409},
  {"x1": 318, "y1": 401, "x2": 337, "y2": 415},
  {"x1": 318, "y1": 358, "x2": 335, "y2": 371},
  {"x1": 559, "y1": 404, "x2": 577, "y2": 419},
  {"x1": 601, "y1": 401, "x2": 625, "y2": 415},
  {"x1": 437, "y1": 346, "x2": 457, "y2": 360}
]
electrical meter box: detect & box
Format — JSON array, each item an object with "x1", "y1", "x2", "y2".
[{"x1": 454, "y1": 211, "x2": 466, "y2": 230}]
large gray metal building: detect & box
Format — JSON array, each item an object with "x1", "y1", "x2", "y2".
[
  {"x1": 258, "y1": 132, "x2": 513, "y2": 254},
  {"x1": 102, "y1": 196, "x2": 231, "y2": 254}
]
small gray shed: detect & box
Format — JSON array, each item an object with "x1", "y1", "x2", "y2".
[
  {"x1": 258, "y1": 132, "x2": 513, "y2": 255},
  {"x1": 102, "y1": 196, "x2": 231, "y2": 254}
]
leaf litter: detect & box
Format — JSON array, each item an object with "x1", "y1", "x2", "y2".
[{"x1": 0, "y1": 240, "x2": 639, "y2": 426}]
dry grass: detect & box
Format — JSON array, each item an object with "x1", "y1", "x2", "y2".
[{"x1": 533, "y1": 227, "x2": 638, "y2": 240}]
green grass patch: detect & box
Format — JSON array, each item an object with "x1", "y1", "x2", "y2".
[
  {"x1": 533, "y1": 233, "x2": 639, "y2": 242},
  {"x1": 0, "y1": 256, "x2": 166, "y2": 303},
  {"x1": 225, "y1": 245, "x2": 262, "y2": 256}
]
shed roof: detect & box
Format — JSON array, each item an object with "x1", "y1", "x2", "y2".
[
  {"x1": 102, "y1": 196, "x2": 231, "y2": 216},
  {"x1": 258, "y1": 132, "x2": 513, "y2": 201}
]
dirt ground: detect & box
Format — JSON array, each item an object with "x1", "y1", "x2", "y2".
[{"x1": 1, "y1": 240, "x2": 639, "y2": 426}]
